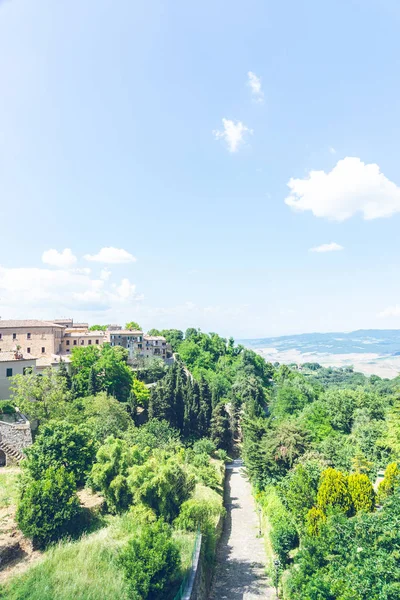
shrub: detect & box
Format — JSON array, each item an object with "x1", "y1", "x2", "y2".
[
  {"x1": 174, "y1": 498, "x2": 224, "y2": 532},
  {"x1": 16, "y1": 466, "x2": 80, "y2": 547},
  {"x1": 0, "y1": 400, "x2": 15, "y2": 415},
  {"x1": 24, "y1": 420, "x2": 97, "y2": 487},
  {"x1": 119, "y1": 519, "x2": 180, "y2": 600},
  {"x1": 305, "y1": 506, "x2": 326, "y2": 536},
  {"x1": 317, "y1": 468, "x2": 353, "y2": 515},
  {"x1": 378, "y1": 462, "x2": 400, "y2": 503},
  {"x1": 260, "y1": 487, "x2": 298, "y2": 565},
  {"x1": 347, "y1": 473, "x2": 375, "y2": 512},
  {"x1": 193, "y1": 438, "x2": 216, "y2": 456},
  {"x1": 214, "y1": 448, "x2": 229, "y2": 463}
]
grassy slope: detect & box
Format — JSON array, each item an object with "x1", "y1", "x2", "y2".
[
  {"x1": 0, "y1": 470, "x2": 19, "y2": 510},
  {"x1": 0, "y1": 512, "x2": 195, "y2": 600}
]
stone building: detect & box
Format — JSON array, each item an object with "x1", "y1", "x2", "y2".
[
  {"x1": 0, "y1": 351, "x2": 37, "y2": 400},
  {"x1": 60, "y1": 330, "x2": 107, "y2": 354},
  {"x1": 0, "y1": 319, "x2": 64, "y2": 359}
]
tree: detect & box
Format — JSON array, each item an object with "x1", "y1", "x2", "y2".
[
  {"x1": 305, "y1": 506, "x2": 326, "y2": 536},
  {"x1": 76, "y1": 392, "x2": 133, "y2": 443},
  {"x1": 10, "y1": 369, "x2": 73, "y2": 423},
  {"x1": 279, "y1": 461, "x2": 322, "y2": 523},
  {"x1": 89, "y1": 324, "x2": 107, "y2": 331},
  {"x1": 377, "y1": 462, "x2": 400, "y2": 502},
  {"x1": 70, "y1": 345, "x2": 101, "y2": 397},
  {"x1": 16, "y1": 466, "x2": 80, "y2": 547},
  {"x1": 317, "y1": 468, "x2": 353, "y2": 515},
  {"x1": 119, "y1": 519, "x2": 180, "y2": 600},
  {"x1": 210, "y1": 401, "x2": 231, "y2": 450},
  {"x1": 347, "y1": 473, "x2": 375, "y2": 513},
  {"x1": 125, "y1": 321, "x2": 141, "y2": 331},
  {"x1": 88, "y1": 366, "x2": 97, "y2": 396},
  {"x1": 90, "y1": 437, "x2": 140, "y2": 513},
  {"x1": 24, "y1": 421, "x2": 96, "y2": 487},
  {"x1": 95, "y1": 345, "x2": 133, "y2": 402},
  {"x1": 58, "y1": 359, "x2": 72, "y2": 390},
  {"x1": 128, "y1": 455, "x2": 195, "y2": 522}
]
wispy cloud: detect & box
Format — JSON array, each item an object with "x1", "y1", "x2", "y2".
[
  {"x1": 378, "y1": 305, "x2": 400, "y2": 318},
  {"x1": 213, "y1": 118, "x2": 253, "y2": 153},
  {"x1": 247, "y1": 71, "x2": 264, "y2": 103},
  {"x1": 84, "y1": 247, "x2": 137, "y2": 264},
  {"x1": 309, "y1": 242, "x2": 344, "y2": 253}
]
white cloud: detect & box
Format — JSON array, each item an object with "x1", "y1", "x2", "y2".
[
  {"x1": 309, "y1": 242, "x2": 344, "y2": 253},
  {"x1": 247, "y1": 71, "x2": 264, "y2": 103},
  {"x1": 213, "y1": 118, "x2": 253, "y2": 153},
  {"x1": 378, "y1": 305, "x2": 400, "y2": 318},
  {"x1": 100, "y1": 268, "x2": 112, "y2": 281},
  {"x1": 0, "y1": 262, "x2": 142, "y2": 316},
  {"x1": 84, "y1": 247, "x2": 137, "y2": 264},
  {"x1": 42, "y1": 248, "x2": 77, "y2": 268},
  {"x1": 329, "y1": 147, "x2": 336, "y2": 154},
  {"x1": 285, "y1": 157, "x2": 400, "y2": 221}
]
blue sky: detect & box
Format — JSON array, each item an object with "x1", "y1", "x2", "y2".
[{"x1": 1, "y1": 0, "x2": 400, "y2": 338}]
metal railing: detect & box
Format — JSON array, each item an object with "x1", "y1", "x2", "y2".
[{"x1": 172, "y1": 528, "x2": 202, "y2": 600}]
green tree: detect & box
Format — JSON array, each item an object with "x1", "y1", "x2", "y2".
[
  {"x1": 16, "y1": 466, "x2": 80, "y2": 547},
  {"x1": 76, "y1": 392, "x2": 133, "y2": 443},
  {"x1": 305, "y1": 506, "x2": 326, "y2": 536},
  {"x1": 210, "y1": 401, "x2": 231, "y2": 450},
  {"x1": 95, "y1": 345, "x2": 133, "y2": 402},
  {"x1": 279, "y1": 461, "x2": 322, "y2": 523},
  {"x1": 347, "y1": 473, "x2": 375, "y2": 512},
  {"x1": 89, "y1": 324, "x2": 107, "y2": 331},
  {"x1": 119, "y1": 519, "x2": 180, "y2": 600},
  {"x1": 377, "y1": 462, "x2": 400, "y2": 502},
  {"x1": 24, "y1": 421, "x2": 96, "y2": 486},
  {"x1": 317, "y1": 468, "x2": 353, "y2": 515},
  {"x1": 125, "y1": 321, "x2": 141, "y2": 331},
  {"x1": 10, "y1": 369, "x2": 73, "y2": 423},
  {"x1": 88, "y1": 366, "x2": 98, "y2": 396},
  {"x1": 90, "y1": 437, "x2": 141, "y2": 513}
]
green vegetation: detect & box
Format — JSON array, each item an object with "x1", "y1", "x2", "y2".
[{"x1": 241, "y1": 359, "x2": 400, "y2": 598}]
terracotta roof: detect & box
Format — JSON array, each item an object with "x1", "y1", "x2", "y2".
[
  {"x1": 0, "y1": 320, "x2": 65, "y2": 329},
  {"x1": 0, "y1": 351, "x2": 37, "y2": 362}
]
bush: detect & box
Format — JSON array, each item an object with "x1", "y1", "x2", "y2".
[
  {"x1": 0, "y1": 400, "x2": 15, "y2": 415},
  {"x1": 377, "y1": 462, "x2": 400, "y2": 503},
  {"x1": 347, "y1": 473, "x2": 375, "y2": 512},
  {"x1": 16, "y1": 466, "x2": 80, "y2": 547},
  {"x1": 317, "y1": 468, "x2": 353, "y2": 515},
  {"x1": 214, "y1": 448, "x2": 229, "y2": 463},
  {"x1": 193, "y1": 438, "x2": 216, "y2": 456},
  {"x1": 119, "y1": 519, "x2": 180, "y2": 600},
  {"x1": 305, "y1": 506, "x2": 326, "y2": 536},
  {"x1": 174, "y1": 498, "x2": 224, "y2": 532},
  {"x1": 259, "y1": 487, "x2": 298, "y2": 565},
  {"x1": 24, "y1": 420, "x2": 97, "y2": 487}
]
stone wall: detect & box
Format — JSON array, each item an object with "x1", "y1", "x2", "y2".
[{"x1": 0, "y1": 416, "x2": 32, "y2": 452}]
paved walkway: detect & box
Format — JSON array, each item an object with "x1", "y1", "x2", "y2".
[{"x1": 209, "y1": 460, "x2": 274, "y2": 600}]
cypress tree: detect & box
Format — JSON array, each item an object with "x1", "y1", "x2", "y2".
[
  {"x1": 88, "y1": 366, "x2": 97, "y2": 396},
  {"x1": 58, "y1": 359, "x2": 71, "y2": 390},
  {"x1": 210, "y1": 402, "x2": 231, "y2": 450}
]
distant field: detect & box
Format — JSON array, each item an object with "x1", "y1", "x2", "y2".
[{"x1": 240, "y1": 329, "x2": 400, "y2": 378}]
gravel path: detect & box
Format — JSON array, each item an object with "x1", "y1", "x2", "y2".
[{"x1": 209, "y1": 459, "x2": 275, "y2": 599}]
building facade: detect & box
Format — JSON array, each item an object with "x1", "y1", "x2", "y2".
[
  {"x1": 0, "y1": 351, "x2": 37, "y2": 400},
  {"x1": 0, "y1": 320, "x2": 64, "y2": 358}
]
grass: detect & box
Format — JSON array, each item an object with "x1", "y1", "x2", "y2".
[
  {"x1": 0, "y1": 469, "x2": 20, "y2": 510},
  {"x1": 0, "y1": 509, "x2": 196, "y2": 600}
]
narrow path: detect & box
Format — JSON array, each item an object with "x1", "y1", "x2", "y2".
[{"x1": 209, "y1": 459, "x2": 274, "y2": 600}]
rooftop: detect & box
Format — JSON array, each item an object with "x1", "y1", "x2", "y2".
[
  {"x1": 0, "y1": 351, "x2": 37, "y2": 362},
  {"x1": 63, "y1": 331, "x2": 107, "y2": 337},
  {"x1": 108, "y1": 330, "x2": 143, "y2": 335},
  {"x1": 0, "y1": 319, "x2": 65, "y2": 329},
  {"x1": 143, "y1": 335, "x2": 167, "y2": 341}
]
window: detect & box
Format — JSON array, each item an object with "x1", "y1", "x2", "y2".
[
  {"x1": 23, "y1": 367, "x2": 33, "y2": 375},
  {"x1": 27, "y1": 347, "x2": 31, "y2": 354},
  {"x1": 88, "y1": 339, "x2": 92, "y2": 345},
  {"x1": 27, "y1": 333, "x2": 31, "y2": 340},
  {"x1": 66, "y1": 340, "x2": 70, "y2": 346},
  {"x1": 96, "y1": 339, "x2": 99, "y2": 344},
  {"x1": 0, "y1": 333, "x2": 2, "y2": 340},
  {"x1": 81, "y1": 340, "x2": 84, "y2": 345},
  {"x1": 12, "y1": 333, "x2": 16, "y2": 340},
  {"x1": 41, "y1": 347, "x2": 45, "y2": 353},
  {"x1": 73, "y1": 340, "x2": 77, "y2": 346},
  {"x1": 67, "y1": 349, "x2": 70, "y2": 353},
  {"x1": 6, "y1": 368, "x2": 12, "y2": 377}
]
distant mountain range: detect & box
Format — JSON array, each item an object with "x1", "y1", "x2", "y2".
[{"x1": 240, "y1": 329, "x2": 400, "y2": 357}]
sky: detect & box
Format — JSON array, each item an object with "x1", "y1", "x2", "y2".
[{"x1": 1, "y1": 0, "x2": 400, "y2": 338}]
